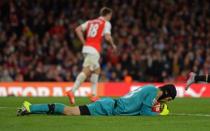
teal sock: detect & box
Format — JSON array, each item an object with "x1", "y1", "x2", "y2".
[
  {"x1": 54, "y1": 103, "x2": 66, "y2": 114},
  {"x1": 30, "y1": 104, "x2": 48, "y2": 114},
  {"x1": 30, "y1": 103, "x2": 66, "y2": 114}
]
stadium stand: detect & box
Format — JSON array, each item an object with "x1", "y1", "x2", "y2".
[{"x1": 0, "y1": 0, "x2": 209, "y2": 82}]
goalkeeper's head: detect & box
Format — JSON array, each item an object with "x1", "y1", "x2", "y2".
[{"x1": 158, "y1": 84, "x2": 177, "y2": 102}]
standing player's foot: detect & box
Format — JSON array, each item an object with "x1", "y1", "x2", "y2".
[
  {"x1": 89, "y1": 95, "x2": 100, "y2": 102},
  {"x1": 185, "y1": 72, "x2": 196, "y2": 90},
  {"x1": 17, "y1": 101, "x2": 31, "y2": 116},
  {"x1": 66, "y1": 91, "x2": 75, "y2": 105}
]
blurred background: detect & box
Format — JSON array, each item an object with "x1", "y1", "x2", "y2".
[{"x1": 0, "y1": 0, "x2": 209, "y2": 83}]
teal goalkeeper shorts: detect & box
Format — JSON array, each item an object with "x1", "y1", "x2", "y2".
[{"x1": 87, "y1": 98, "x2": 116, "y2": 116}]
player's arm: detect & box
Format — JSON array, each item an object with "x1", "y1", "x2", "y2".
[
  {"x1": 104, "y1": 34, "x2": 117, "y2": 50},
  {"x1": 141, "y1": 99, "x2": 169, "y2": 116},
  {"x1": 141, "y1": 103, "x2": 169, "y2": 116},
  {"x1": 75, "y1": 22, "x2": 87, "y2": 45},
  {"x1": 104, "y1": 22, "x2": 117, "y2": 51},
  {"x1": 141, "y1": 102, "x2": 169, "y2": 116},
  {"x1": 140, "y1": 88, "x2": 169, "y2": 116},
  {"x1": 140, "y1": 105, "x2": 158, "y2": 116},
  {"x1": 139, "y1": 89, "x2": 159, "y2": 116}
]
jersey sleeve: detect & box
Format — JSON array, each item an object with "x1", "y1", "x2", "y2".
[
  {"x1": 81, "y1": 21, "x2": 88, "y2": 31},
  {"x1": 139, "y1": 86, "x2": 158, "y2": 116},
  {"x1": 140, "y1": 105, "x2": 158, "y2": 116},
  {"x1": 103, "y1": 21, "x2": 111, "y2": 35}
]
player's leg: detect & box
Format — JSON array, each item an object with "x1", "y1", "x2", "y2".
[
  {"x1": 70, "y1": 67, "x2": 91, "y2": 93},
  {"x1": 64, "y1": 99, "x2": 116, "y2": 116},
  {"x1": 89, "y1": 67, "x2": 100, "y2": 102},
  {"x1": 88, "y1": 53, "x2": 100, "y2": 102},
  {"x1": 194, "y1": 74, "x2": 210, "y2": 82},
  {"x1": 17, "y1": 101, "x2": 91, "y2": 116},
  {"x1": 71, "y1": 67, "x2": 91, "y2": 93},
  {"x1": 64, "y1": 105, "x2": 90, "y2": 116},
  {"x1": 186, "y1": 72, "x2": 210, "y2": 90},
  {"x1": 17, "y1": 101, "x2": 66, "y2": 116},
  {"x1": 86, "y1": 98, "x2": 115, "y2": 116},
  {"x1": 67, "y1": 67, "x2": 91, "y2": 104},
  {"x1": 65, "y1": 98, "x2": 115, "y2": 116},
  {"x1": 67, "y1": 53, "x2": 92, "y2": 104}
]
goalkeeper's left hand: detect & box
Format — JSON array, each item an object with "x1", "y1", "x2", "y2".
[{"x1": 160, "y1": 104, "x2": 169, "y2": 116}]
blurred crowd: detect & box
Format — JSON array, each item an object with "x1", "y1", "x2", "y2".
[{"x1": 0, "y1": 0, "x2": 210, "y2": 82}]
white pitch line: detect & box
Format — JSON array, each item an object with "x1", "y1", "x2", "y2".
[
  {"x1": 0, "y1": 107, "x2": 210, "y2": 117},
  {"x1": 171, "y1": 113, "x2": 210, "y2": 117}
]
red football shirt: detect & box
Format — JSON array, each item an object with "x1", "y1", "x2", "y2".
[{"x1": 85, "y1": 17, "x2": 106, "y2": 52}]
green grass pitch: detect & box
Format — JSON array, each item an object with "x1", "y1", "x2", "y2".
[{"x1": 0, "y1": 97, "x2": 210, "y2": 131}]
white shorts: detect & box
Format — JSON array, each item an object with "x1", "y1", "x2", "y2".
[{"x1": 83, "y1": 53, "x2": 100, "y2": 71}]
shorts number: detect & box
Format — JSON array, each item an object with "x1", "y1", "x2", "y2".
[{"x1": 87, "y1": 24, "x2": 99, "y2": 37}]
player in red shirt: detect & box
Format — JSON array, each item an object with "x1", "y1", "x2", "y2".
[{"x1": 66, "y1": 7, "x2": 116, "y2": 104}]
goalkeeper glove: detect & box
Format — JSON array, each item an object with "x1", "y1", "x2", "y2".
[{"x1": 160, "y1": 104, "x2": 169, "y2": 116}]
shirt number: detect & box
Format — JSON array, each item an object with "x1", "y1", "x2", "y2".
[
  {"x1": 123, "y1": 88, "x2": 142, "y2": 98},
  {"x1": 87, "y1": 23, "x2": 99, "y2": 37}
]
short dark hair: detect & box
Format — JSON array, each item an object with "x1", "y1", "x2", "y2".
[
  {"x1": 158, "y1": 84, "x2": 177, "y2": 100},
  {"x1": 100, "y1": 7, "x2": 112, "y2": 16}
]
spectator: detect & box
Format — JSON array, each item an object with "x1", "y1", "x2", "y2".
[{"x1": 0, "y1": 0, "x2": 210, "y2": 82}]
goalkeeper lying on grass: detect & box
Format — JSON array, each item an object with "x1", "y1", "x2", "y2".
[{"x1": 17, "y1": 84, "x2": 176, "y2": 116}]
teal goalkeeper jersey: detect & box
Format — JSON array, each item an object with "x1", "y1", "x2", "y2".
[{"x1": 113, "y1": 85, "x2": 158, "y2": 116}]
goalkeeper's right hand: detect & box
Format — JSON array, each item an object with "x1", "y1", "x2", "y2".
[{"x1": 160, "y1": 104, "x2": 169, "y2": 116}]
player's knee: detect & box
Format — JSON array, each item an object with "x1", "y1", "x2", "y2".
[
  {"x1": 82, "y1": 67, "x2": 91, "y2": 76},
  {"x1": 93, "y1": 68, "x2": 100, "y2": 74},
  {"x1": 63, "y1": 107, "x2": 73, "y2": 115},
  {"x1": 63, "y1": 107, "x2": 81, "y2": 116}
]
